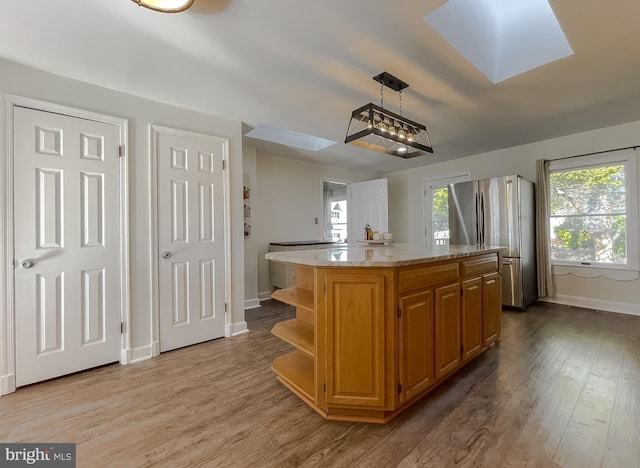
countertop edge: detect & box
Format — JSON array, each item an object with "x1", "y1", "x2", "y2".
[{"x1": 265, "y1": 244, "x2": 505, "y2": 267}]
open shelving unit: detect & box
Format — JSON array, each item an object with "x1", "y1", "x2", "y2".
[{"x1": 270, "y1": 264, "x2": 316, "y2": 403}]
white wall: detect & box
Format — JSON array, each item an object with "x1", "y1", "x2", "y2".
[
  {"x1": 385, "y1": 120, "x2": 640, "y2": 315},
  {"x1": 0, "y1": 57, "x2": 246, "y2": 363},
  {"x1": 254, "y1": 153, "x2": 379, "y2": 297},
  {"x1": 243, "y1": 146, "x2": 260, "y2": 309}
]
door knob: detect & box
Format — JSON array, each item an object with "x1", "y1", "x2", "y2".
[
  {"x1": 20, "y1": 259, "x2": 34, "y2": 269},
  {"x1": 162, "y1": 251, "x2": 171, "y2": 259}
]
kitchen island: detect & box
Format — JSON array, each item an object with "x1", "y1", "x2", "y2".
[{"x1": 265, "y1": 243, "x2": 504, "y2": 423}]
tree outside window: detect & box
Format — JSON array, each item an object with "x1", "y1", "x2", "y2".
[
  {"x1": 432, "y1": 187, "x2": 450, "y2": 245},
  {"x1": 550, "y1": 164, "x2": 627, "y2": 264}
]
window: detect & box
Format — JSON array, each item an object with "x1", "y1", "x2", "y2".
[
  {"x1": 549, "y1": 150, "x2": 638, "y2": 269},
  {"x1": 323, "y1": 181, "x2": 348, "y2": 243},
  {"x1": 432, "y1": 187, "x2": 450, "y2": 245},
  {"x1": 329, "y1": 199, "x2": 347, "y2": 242}
]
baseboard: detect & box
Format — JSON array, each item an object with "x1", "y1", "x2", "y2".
[
  {"x1": 130, "y1": 344, "x2": 155, "y2": 363},
  {"x1": 244, "y1": 298, "x2": 261, "y2": 310},
  {"x1": 1, "y1": 373, "x2": 16, "y2": 395},
  {"x1": 258, "y1": 290, "x2": 272, "y2": 301},
  {"x1": 227, "y1": 321, "x2": 249, "y2": 337},
  {"x1": 540, "y1": 294, "x2": 640, "y2": 317},
  {"x1": 121, "y1": 348, "x2": 131, "y2": 365}
]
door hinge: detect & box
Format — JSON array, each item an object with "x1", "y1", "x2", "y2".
[
  {"x1": 397, "y1": 383, "x2": 402, "y2": 394},
  {"x1": 120, "y1": 322, "x2": 125, "y2": 334},
  {"x1": 118, "y1": 144, "x2": 125, "y2": 157},
  {"x1": 397, "y1": 306, "x2": 401, "y2": 318}
]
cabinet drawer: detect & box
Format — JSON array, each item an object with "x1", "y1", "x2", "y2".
[
  {"x1": 461, "y1": 254, "x2": 498, "y2": 277},
  {"x1": 398, "y1": 263, "x2": 459, "y2": 294}
]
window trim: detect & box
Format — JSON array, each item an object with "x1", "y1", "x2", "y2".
[{"x1": 548, "y1": 149, "x2": 638, "y2": 271}]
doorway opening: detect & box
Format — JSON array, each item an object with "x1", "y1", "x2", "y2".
[{"x1": 323, "y1": 181, "x2": 348, "y2": 243}]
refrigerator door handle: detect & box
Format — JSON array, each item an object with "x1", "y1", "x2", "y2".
[
  {"x1": 480, "y1": 192, "x2": 485, "y2": 245},
  {"x1": 475, "y1": 193, "x2": 479, "y2": 244}
]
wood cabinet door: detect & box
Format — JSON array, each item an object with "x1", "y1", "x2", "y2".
[
  {"x1": 324, "y1": 272, "x2": 387, "y2": 408},
  {"x1": 435, "y1": 283, "x2": 461, "y2": 379},
  {"x1": 398, "y1": 290, "x2": 435, "y2": 404},
  {"x1": 483, "y1": 272, "x2": 501, "y2": 345},
  {"x1": 461, "y1": 277, "x2": 483, "y2": 361}
]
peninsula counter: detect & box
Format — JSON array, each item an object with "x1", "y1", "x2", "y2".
[{"x1": 265, "y1": 243, "x2": 504, "y2": 423}]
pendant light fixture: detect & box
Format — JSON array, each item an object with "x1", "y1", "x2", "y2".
[
  {"x1": 345, "y1": 72, "x2": 433, "y2": 158},
  {"x1": 131, "y1": 0, "x2": 194, "y2": 13}
]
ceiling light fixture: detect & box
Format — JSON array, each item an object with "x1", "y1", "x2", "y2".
[
  {"x1": 131, "y1": 0, "x2": 194, "y2": 13},
  {"x1": 345, "y1": 72, "x2": 433, "y2": 158}
]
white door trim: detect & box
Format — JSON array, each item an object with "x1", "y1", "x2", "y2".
[
  {"x1": 149, "y1": 124, "x2": 231, "y2": 358},
  {"x1": 0, "y1": 94, "x2": 130, "y2": 395}
]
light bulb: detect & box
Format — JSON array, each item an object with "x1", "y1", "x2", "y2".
[
  {"x1": 378, "y1": 121, "x2": 388, "y2": 132},
  {"x1": 361, "y1": 115, "x2": 372, "y2": 129},
  {"x1": 398, "y1": 128, "x2": 407, "y2": 139},
  {"x1": 389, "y1": 123, "x2": 397, "y2": 136},
  {"x1": 397, "y1": 146, "x2": 407, "y2": 153}
]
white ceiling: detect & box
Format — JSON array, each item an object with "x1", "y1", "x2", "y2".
[{"x1": 2, "y1": 0, "x2": 640, "y2": 174}]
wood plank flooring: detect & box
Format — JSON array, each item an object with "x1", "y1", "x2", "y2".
[{"x1": 2, "y1": 300, "x2": 639, "y2": 467}]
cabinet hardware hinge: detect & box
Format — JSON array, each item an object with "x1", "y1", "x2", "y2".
[
  {"x1": 397, "y1": 383, "x2": 402, "y2": 394},
  {"x1": 397, "y1": 307, "x2": 401, "y2": 318},
  {"x1": 323, "y1": 383, "x2": 326, "y2": 393},
  {"x1": 222, "y1": 159, "x2": 226, "y2": 170},
  {"x1": 225, "y1": 302, "x2": 228, "y2": 312},
  {"x1": 120, "y1": 322, "x2": 125, "y2": 334},
  {"x1": 324, "y1": 283, "x2": 326, "y2": 294},
  {"x1": 118, "y1": 144, "x2": 125, "y2": 157}
]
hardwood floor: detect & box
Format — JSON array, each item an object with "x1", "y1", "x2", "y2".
[{"x1": 2, "y1": 300, "x2": 639, "y2": 467}]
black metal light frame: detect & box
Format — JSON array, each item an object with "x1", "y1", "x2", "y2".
[{"x1": 345, "y1": 72, "x2": 433, "y2": 159}]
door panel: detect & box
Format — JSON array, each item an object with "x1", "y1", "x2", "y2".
[
  {"x1": 399, "y1": 290, "x2": 435, "y2": 404},
  {"x1": 448, "y1": 181, "x2": 478, "y2": 245},
  {"x1": 461, "y1": 278, "x2": 483, "y2": 361},
  {"x1": 483, "y1": 272, "x2": 501, "y2": 344},
  {"x1": 435, "y1": 283, "x2": 461, "y2": 379},
  {"x1": 347, "y1": 178, "x2": 388, "y2": 242},
  {"x1": 157, "y1": 130, "x2": 226, "y2": 352},
  {"x1": 325, "y1": 273, "x2": 386, "y2": 408},
  {"x1": 14, "y1": 106, "x2": 122, "y2": 387},
  {"x1": 501, "y1": 257, "x2": 523, "y2": 308},
  {"x1": 478, "y1": 176, "x2": 521, "y2": 256}
]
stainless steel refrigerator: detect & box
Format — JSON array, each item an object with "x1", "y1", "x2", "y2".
[{"x1": 448, "y1": 175, "x2": 537, "y2": 309}]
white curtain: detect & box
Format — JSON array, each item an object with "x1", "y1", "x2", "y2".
[{"x1": 536, "y1": 159, "x2": 554, "y2": 297}]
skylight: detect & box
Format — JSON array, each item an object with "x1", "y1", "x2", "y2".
[
  {"x1": 424, "y1": 0, "x2": 573, "y2": 83},
  {"x1": 245, "y1": 124, "x2": 336, "y2": 151}
]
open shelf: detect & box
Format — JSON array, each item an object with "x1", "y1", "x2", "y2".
[
  {"x1": 271, "y1": 351, "x2": 314, "y2": 401},
  {"x1": 272, "y1": 319, "x2": 314, "y2": 358},
  {"x1": 271, "y1": 287, "x2": 314, "y2": 313}
]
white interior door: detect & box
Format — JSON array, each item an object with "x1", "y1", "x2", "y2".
[
  {"x1": 157, "y1": 130, "x2": 226, "y2": 352},
  {"x1": 13, "y1": 106, "x2": 122, "y2": 387},
  {"x1": 347, "y1": 178, "x2": 388, "y2": 242}
]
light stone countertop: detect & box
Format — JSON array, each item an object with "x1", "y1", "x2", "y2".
[{"x1": 265, "y1": 243, "x2": 505, "y2": 267}]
